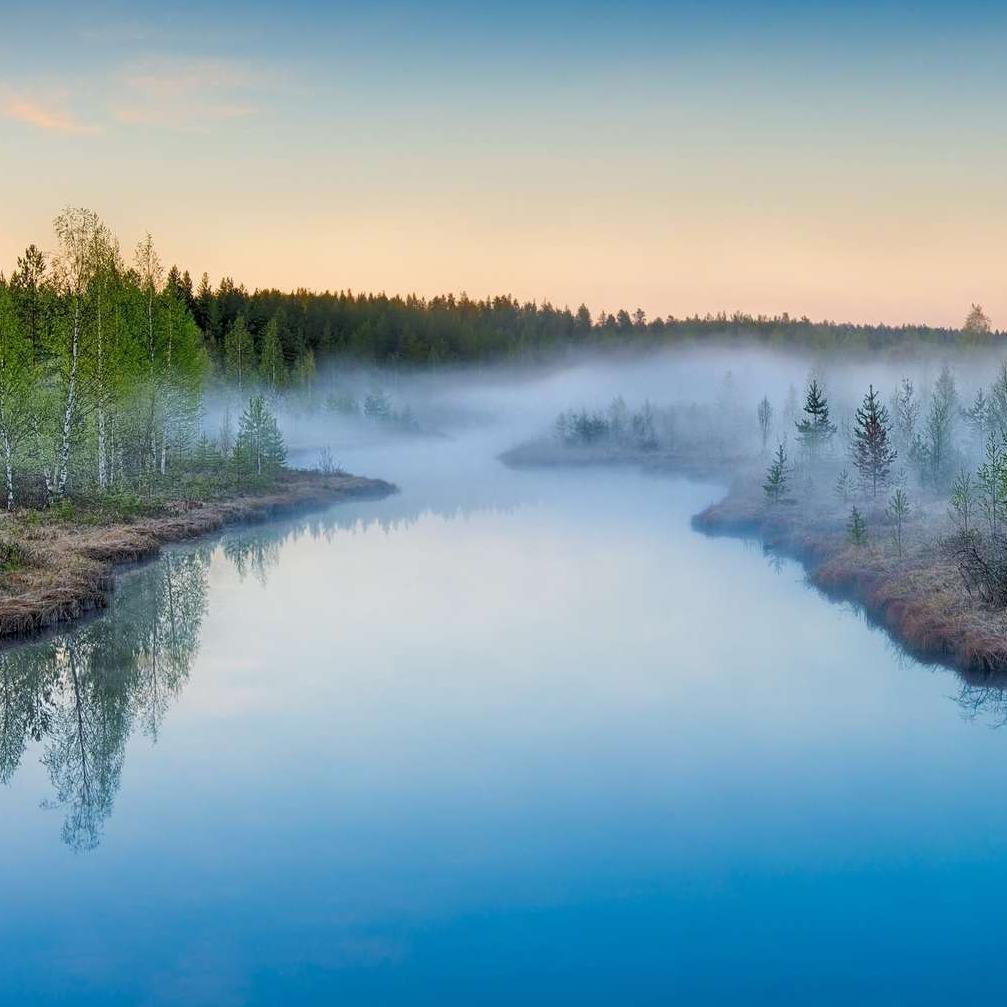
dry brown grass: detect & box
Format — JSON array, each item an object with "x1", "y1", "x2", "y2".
[
  {"x1": 0, "y1": 471, "x2": 395, "y2": 641},
  {"x1": 696, "y1": 476, "x2": 1007, "y2": 676}
]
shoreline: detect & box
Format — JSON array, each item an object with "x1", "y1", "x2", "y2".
[
  {"x1": 503, "y1": 440, "x2": 1007, "y2": 680},
  {"x1": 0, "y1": 470, "x2": 396, "y2": 642}
]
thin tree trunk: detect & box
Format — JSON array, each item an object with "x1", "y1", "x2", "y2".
[
  {"x1": 56, "y1": 298, "x2": 80, "y2": 498},
  {"x1": 3, "y1": 431, "x2": 13, "y2": 511},
  {"x1": 96, "y1": 283, "x2": 106, "y2": 491}
]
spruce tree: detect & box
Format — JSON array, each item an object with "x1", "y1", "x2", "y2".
[
  {"x1": 234, "y1": 394, "x2": 285, "y2": 477},
  {"x1": 224, "y1": 315, "x2": 255, "y2": 393},
  {"x1": 258, "y1": 315, "x2": 287, "y2": 393},
  {"x1": 852, "y1": 384, "x2": 896, "y2": 497},
  {"x1": 835, "y1": 467, "x2": 852, "y2": 504},
  {"x1": 847, "y1": 506, "x2": 867, "y2": 546},
  {"x1": 990, "y1": 363, "x2": 1007, "y2": 436},
  {"x1": 795, "y1": 379, "x2": 836, "y2": 460},
  {"x1": 764, "y1": 441, "x2": 790, "y2": 503}
]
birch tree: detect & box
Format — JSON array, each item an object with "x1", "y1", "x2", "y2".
[{"x1": 47, "y1": 208, "x2": 104, "y2": 498}]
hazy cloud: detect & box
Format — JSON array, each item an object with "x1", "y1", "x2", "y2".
[
  {"x1": 1, "y1": 91, "x2": 97, "y2": 134},
  {"x1": 111, "y1": 56, "x2": 262, "y2": 129}
]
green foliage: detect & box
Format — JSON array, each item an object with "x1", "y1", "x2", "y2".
[
  {"x1": 756, "y1": 395, "x2": 773, "y2": 453},
  {"x1": 0, "y1": 210, "x2": 217, "y2": 511},
  {"x1": 224, "y1": 314, "x2": 255, "y2": 391},
  {"x1": 835, "y1": 467, "x2": 852, "y2": 503},
  {"x1": 851, "y1": 384, "x2": 897, "y2": 497},
  {"x1": 554, "y1": 399, "x2": 667, "y2": 451},
  {"x1": 258, "y1": 315, "x2": 287, "y2": 392},
  {"x1": 234, "y1": 395, "x2": 285, "y2": 478},
  {"x1": 949, "y1": 470, "x2": 975, "y2": 537},
  {"x1": 964, "y1": 303, "x2": 992, "y2": 336},
  {"x1": 976, "y1": 431, "x2": 1006, "y2": 540},
  {"x1": 292, "y1": 348, "x2": 316, "y2": 392},
  {"x1": 0, "y1": 538, "x2": 27, "y2": 573},
  {"x1": 892, "y1": 377, "x2": 919, "y2": 449},
  {"x1": 847, "y1": 506, "x2": 867, "y2": 546},
  {"x1": 175, "y1": 283, "x2": 1006, "y2": 367},
  {"x1": 886, "y1": 488, "x2": 910, "y2": 557},
  {"x1": 920, "y1": 364, "x2": 958, "y2": 483},
  {"x1": 795, "y1": 379, "x2": 836, "y2": 458},
  {"x1": 963, "y1": 387, "x2": 990, "y2": 443},
  {"x1": 763, "y1": 442, "x2": 790, "y2": 503}
]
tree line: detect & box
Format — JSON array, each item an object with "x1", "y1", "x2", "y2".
[{"x1": 158, "y1": 267, "x2": 1003, "y2": 368}]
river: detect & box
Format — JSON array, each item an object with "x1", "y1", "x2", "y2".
[{"x1": 2, "y1": 414, "x2": 1007, "y2": 1005}]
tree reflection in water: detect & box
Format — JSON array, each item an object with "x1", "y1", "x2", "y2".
[
  {"x1": 956, "y1": 667, "x2": 1007, "y2": 727},
  {"x1": 0, "y1": 547, "x2": 211, "y2": 851}
]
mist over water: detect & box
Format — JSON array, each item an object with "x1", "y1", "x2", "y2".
[{"x1": 4, "y1": 346, "x2": 1007, "y2": 1003}]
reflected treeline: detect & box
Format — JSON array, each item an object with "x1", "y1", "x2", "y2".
[
  {"x1": 223, "y1": 533, "x2": 282, "y2": 586},
  {"x1": 0, "y1": 548, "x2": 210, "y2": 851},
  {"x1": 0, "y1": 491, "x2": 481, "y2": 852}
]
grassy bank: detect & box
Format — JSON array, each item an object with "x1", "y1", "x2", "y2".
[
  {"x1": 692, "y1": 479, "x2": 1007, "y2": 675},
  {"x1": 0, "y1": 469, "x2": 395, "y2": 640},
  {"x1": 503, "y1": 438, "x2": 1007, "y2": 677}
]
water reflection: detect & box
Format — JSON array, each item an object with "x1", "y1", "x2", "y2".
[
  {"x1": 7, "y1": 484, "x2": 1007, "y2": 857},
  {"x1": 956, "y1": 667, "x2": 1007, "y2": 726},
  {"x1": 0, "y1": 549, "x2": 210, "y2": 850},
  {"x1": 0, "y1": 502, "x2": 440, "y2": 852}
]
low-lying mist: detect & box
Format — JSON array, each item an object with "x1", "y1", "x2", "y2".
[{"x1": 230, "y1": 341, "x2": 1007, "y2": 498}]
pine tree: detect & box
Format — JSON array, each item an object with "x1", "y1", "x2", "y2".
[
  {"x1": 847, "y1": 506, "x2": 867, "y2": 546},
  {"x1": 990, "y1": 363, "x2": 1007, "y2": 436},
  {"x1": 756, "y1": 396, "x2": 773, "y2": 453},
  {"x1": 258, "y1": 315, "x2": 287, "y2": 393},
  {"x1": 924, "y1": 368, "x2": 957, "y2": 482},
  {"x1": 763, "y1": 441, "x2": 790, "y2": 503},
  {"x1": 963, "y1": 387, "x2": 990, "y2": 443},
  {"x1": 852, "y1": 384, "x2": 897, "y2": 497},
  {"x1": 292, "y1": 348, "x2": 316, "y2": 398},
  {"x1": 892, "y1": 377, "x2": 919, "y2": 448},
  {"x1": 835, "y1": 467, "x2": 852, "y2": 504},
  {"x1": 795, "y1": 379, "x2": 836, "y2": 459},
  {"x1": 224, "y1": 315, "x2": 255, "y2": 392},
  {"x1": 234, "y1": 394, "x2": 285, "y2": 477}
]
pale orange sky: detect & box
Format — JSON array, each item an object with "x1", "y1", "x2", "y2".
[{"x1": 2, "y1": 2, "x2": 1005, "y2": 328}]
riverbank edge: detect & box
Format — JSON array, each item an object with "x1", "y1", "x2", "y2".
[
  {"x1": 0, "y1": 470, "x2": 397, "y2": 641},
  {"x1": 501, "y1": 441, "x2": 1007, "y2": 681}
]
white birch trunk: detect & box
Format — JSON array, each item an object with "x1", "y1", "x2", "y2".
[
  {"x1": 56, "y1": 298, "x2": 80, "y2": 497},
  {"x1": 3, "y1": 431, "x2": 13, "y2": 511}
]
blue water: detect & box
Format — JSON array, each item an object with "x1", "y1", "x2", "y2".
[{"x1": 2, "y1": 431, "x2": 1006, "y2": 1004}]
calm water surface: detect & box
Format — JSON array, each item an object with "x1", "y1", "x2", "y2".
[{"x1": 2, "y1": 430, "x2": 1007, "y2": 1004}]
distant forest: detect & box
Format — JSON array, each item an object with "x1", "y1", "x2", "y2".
[{"x1": 169, "y1": 271, "x2": 1002, "y2": 367}]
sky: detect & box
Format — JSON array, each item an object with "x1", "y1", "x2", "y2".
[{"x1": 0, "y1": 0, "x2": 1005, "y2": 326}]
